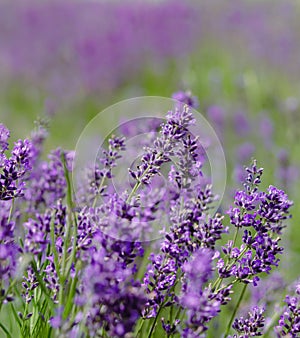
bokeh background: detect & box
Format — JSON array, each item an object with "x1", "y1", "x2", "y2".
[{"x1": 1, "y1": 0, "x2": 300, "y2": 277}]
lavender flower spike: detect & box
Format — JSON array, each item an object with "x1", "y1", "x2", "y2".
[
  {"x1": 231, "y1": 306, "x2": 265, "y2": 337},
  {"x1": 0, "y1": 124, "x2": 10, "y2": 153},
  {"x1": 172, "y1": 90, "x2": 199, "y2": 109},
  {"x1": 276, "y1": 283, "x2": 300, "y2": 337}
]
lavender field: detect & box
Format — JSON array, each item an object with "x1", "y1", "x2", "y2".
[{"x1": 1, "y1": 1, "x2": 300, "y2": 337}]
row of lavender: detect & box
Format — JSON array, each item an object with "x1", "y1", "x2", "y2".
[
  {"x1": 0, "y1": 0, "x2": 300, "y2": 101},
  {"x1": 0, "y1": 0, "x2": 199, "y2": 100},
  {"x1": 0, "y1": 93, "x2": 299, "y2": 337}
]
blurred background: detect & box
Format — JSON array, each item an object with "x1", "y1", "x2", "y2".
[{"x1": 1, "y1": 0, "x2": 300, "y2": 276}]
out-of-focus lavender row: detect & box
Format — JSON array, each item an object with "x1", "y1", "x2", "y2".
[
  {"x1": 200, "y1": 0, "x2": 300, "y2": 78},
  {"x1": 0, "y1": 0, "x2": 200, "y2": 100},
  {"x1": 1, "y1": 0, "x2": 300, "y2": 102}
]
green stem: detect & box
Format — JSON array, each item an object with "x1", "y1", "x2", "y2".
[
  {"x1": 0, "y1": 322, "x2": 12, "y2": 338},
  {"x1": 64, "y1": 270, "x2": 79, "y2": 319},
  {"x1": 224, "y1": 283, "x2": 248, "y2": 338},
  {"x1": 126, "y1": 181, "x2": 142, "y2": 204},
  {"x1": 135, "y1": 245, "x2": 152, "y2": 281},
  {"x1": 9, "y1": 302, "x2": 22, "y2": 330},
  {"x1": 212, "y1": 228, "x2": 240, "y2": 292},
  {"x1": 30, "y1": 261, "x2": 53, "y2": 309},
  {"x1": 213, "y1": 233, "x2": 257, "y2": 292},
  {"x1": 147, "y1": 304, "x2": 163, "y2": 338},
  {"x1": 232, "y1": 227, "x2": 239, "y2": 248},
  {"x1": 135, "y1": 318, "x2": 145, "y2": 338},
  {"x1": 169, "y1": 304, "x2": 174, "y2": 327},
  {"x1": 8, "y1": 198, "x2": 15, "y2": 223},
  {"x1": 126, "y1": 151, "x2": 163, "y2": 204},
  {"x1": 263, "y1": 300, "x2": 284, "y2": 335},
  {"x1": 50, "y1": 212, "x2": 61, "y2": 280},
  {"x1": 58, "y1": 153, "x2": 78, "y2": 306},
  {"x1": 92, "y1": 175, "x2": 106, "y2": 208},
  {"x1": 61, "y1": 153, "x2": 74, "y2": 211},
  {"x1": 0, "y1": 279, "x2": 17, "y2": 313}
]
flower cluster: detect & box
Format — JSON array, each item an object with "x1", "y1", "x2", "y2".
[
  {"x1": 276, "y1": 283, "x2": 300, "y2": 337},
  {"x1": 81, "y1": 248, "x2": 147, "y2": 337},
  {"x1": 0, "y1": 133, "x2": 33, "y2": 201},
  {"x1": 0, "y1": 125, "x2": 34, "y2": 300},
  {"x1": 0, "y1": 98, "x2": 297, "y2": 338},
  {"x1": 230, "y1": 306, "x2": 265, "y2": 337},
  {"x1": 221, "y1": 162, "x2": 293, "y2": 286},
  {"x1": 25, "y1": 149, "x2": 73, "y2": 211}
]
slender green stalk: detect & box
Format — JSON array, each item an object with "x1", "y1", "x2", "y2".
[
  {"x1": 212, "y1": 227, "x2": 240, "y2": 292},
  {"x1": 263, "y1": 300, "x2": 284, "y2": 335},
  {"x1": 31, "y1": 299, "x2": 48, "y2": 338},
  {"x1": 0, "y1": 321, "x2": 13, "y2": 338},
  {"x1": 126, "y1": 151, "x2": 163, "y2": 204},
  {"x1": 59, "y1": 153, "x2": 78, "y2": 307},
  {"x1": 64, "y1": 271, "x2": 79, "y2": 319},
  {"x1": 135, "y1": 246, "x2": 152, "y2": 281},
  {"x1": 9, "y1": 302, "x2": 22, "y2": 329},
  {"x1": 126, "y1": 181, "x2": 142, "y2": 204},
  {"x1": 232, "y1": 227, "x2": 239, "y2": 249},
  {"x1": 92, "y1": 175, "x2": 106, "y2": 208},
  {"x1": 169, "y1": 304, "x2": 174, "y2": 327},
  {"x1": 224, "y1": 283, "x2": 248, "y2": 338},
  {"x1": 135, "y1": 318, "x2": 145, "y2": 338},
  {"x1": 147, "y1": 304, "x2": 163, "y2": 338},
  {"x1": 61, "y1": 153, "x2": 74, "y2": 211},
  {"x1": 8, "y1": 198, "x2": 15, "y2": 223},
  {"x1": 212, "y1": 232, "x2": 257, "y2": 292},
  {"x1": 0, "y1": 279, "x2": 17, "y2": 313},
  {"x1": 50, "y1": 212, "x2": 61, "y2": 280},
  {"x1": 30, "y1": 260, "x2": 54, "y2": 313}
]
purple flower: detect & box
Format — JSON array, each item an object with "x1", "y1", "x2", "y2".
[
  {"x1": 276, "y1": 148, "x2": 299, "y2": 190},
  {"x1": 233, "y1": 111, "x2": 251, "y2": 137},
  {"x1": 236, "y1": 142, "x2": 255, "y2": 163},
  {"x1": 180, "y1": 249, "x2": 227, "y2": 336},
  {"x1": 0, "y1": 137, "x2": 34, "y2": 201},
  {"x1": 22, "y1": 266, "x2": 38, "y2": 304},
  {"x1": 232, "y1": 306, "x2": 265, "y2": 337},
  {"x1": 23, "y1": 211, "x2": 52, "y2": 255},
  {"x1": 99, "y1": 135, "x2": 126, "y2": 180},
  {"x1": 30, "y1": 118, "x2": 49, "y2": 162},
  {"x1": 44, "y1": 257, "x2": 60, "y2": 303},
  {"x1": 49, "y1": 307, "x2": 63, "y2": 329},
  {"x1": 276, "y1": 282, "x2": 300, "y2": 337},
  {"x1": 143, "y1": 181, "x2": 226, "y2": 318},
  {"x1": 80, "y1": 135, "x2": 126, "y2": 205},
  {"x1": 161, "y1": 317, "x2": 180, "y2": 336},
  {"x1": 250, "y1": 272, "x2": 286, "y2": 308},
  {"x1": 259, "y1": 114, "x2": 273, "y2": 149},
  {"x1": 0, "y1": 201, "x2": 17, "y2": 292},
  {"x1": 221, "y1": 161, "x2": 292, "y2": 287},
  {"x1": 81, "y1": 247, "x2": 146, "y2": 337},
  {"x1": 25, "y1": 148, "x2": 69, "y2": 210},
  {"x1": 206, "y1": 105, "x2": 226, "y2": 138},
  {"x1": 0, "y1": 124, "x2": 10, "y2": 153},
  {"x1": 129, "y1": 105, "x2": 197, "y2": 188},
  {"x1": 11, "y1": 139, "x2": 34, "y2": 172},
  {"x1": 0, "y1": 242, "x2": 17, "y2": 282},
  {"x1": 181, "y1": 248, "x2": 214, "y2": 307},
  {"x1": 258, "y1": 185, "x2": 293, "y2": 233},
  {"x1": 140, "y1": 103, "x2": 226, "y2": 319},
  {"x1": 172, "y1": 90, "x2": 199, "y2": 109}
]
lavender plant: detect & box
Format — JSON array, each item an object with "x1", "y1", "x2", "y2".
[{"x1": 0, "y1": 99, "x2": 297, "y2": 338}]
